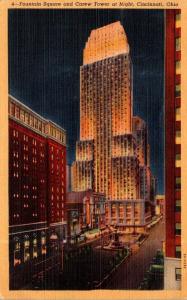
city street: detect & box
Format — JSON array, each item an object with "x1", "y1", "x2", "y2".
[
  {"x1": 103, "y1": 219, "x2": 165, "y2": 289},
  {"x1": 56, "y1": 218, "x2": 165, "y2": 290}
]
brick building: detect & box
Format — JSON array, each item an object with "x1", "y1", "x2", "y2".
[
  {"x1": 164, "y1": 10, "x2": 181, "y2": 290},
  {"x1": 9, "y1": 95, "x2": 67, "y2": 289}
]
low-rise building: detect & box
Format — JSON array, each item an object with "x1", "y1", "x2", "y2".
[
  {"x1": 66, "y1": 190, "x2": 105, "y2": 243},
  {"x1": 155, "y1": 195, "x2": 165, "y2": 217}
]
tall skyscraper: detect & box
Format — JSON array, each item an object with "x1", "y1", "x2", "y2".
[{"x1": 72, "y1": 21, "x2": 155, "y2": 232}]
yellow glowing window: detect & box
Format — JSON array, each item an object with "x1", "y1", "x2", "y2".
[
  {"x1": 175, "y1": 153, "x2": 181, "y2": 167},
  {"x1": 175, "y1": 134, "x2": 181, "y2": 145},
  {"x1": 41, "y1": 236, "x2": 47, "y2": 255},
  {"x1": 176, "y1": 108, "x2": 181, "y2": 121},
  {"x1": 33, "y1": 238, "x2": 38, "y2": 258},
  {"x1": 24, "y1": 239, "x2": 30, "y2": 262},
  {"x1": 176, "y1": 131, "x2": 181, "y2": 145},
  {"x1": 176, "y1": 37, "x2": 181, "y2": 51},
  {"x1": 175, "y1": 14, "x2": 181, "y2": 28}
]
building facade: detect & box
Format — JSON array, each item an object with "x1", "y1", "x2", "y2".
[
  {"x1": 66, "y1": 190, "x2": 105, "y2": 243},
  {"x1": 72, "y1": 22, "x2": 156, "y2": 233},
  {"x1": 164, "y1": 10, "x2": 181, "y2": 290},
  {"x1": 9, "y1": 95, "x2": 67, "y2": 289},
  {"x1": 155, "y1": 195, "x2": 165, "y2": 217}
]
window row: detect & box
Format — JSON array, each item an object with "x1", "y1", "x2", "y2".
[{"x1": 13, "y1": 234, "x2": 47, "y2": 266}]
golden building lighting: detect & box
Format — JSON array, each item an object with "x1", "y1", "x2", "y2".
[{"x1": 72, "y1": 21, "x2": 156, "y2": 232}]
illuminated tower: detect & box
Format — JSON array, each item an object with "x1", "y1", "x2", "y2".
[
  {"x1": 73, "y1": 21, "x2": 134, "y2": 194},
  {"x1": 72, "y1": 21, "x2": 154, "y2": 232}
]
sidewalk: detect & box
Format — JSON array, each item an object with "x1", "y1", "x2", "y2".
[
  {"x1": 64, "y1": 230, "x2": 110, "y2": 250},
  {"x1": 147, "y1": 215, "x2": 163, "y2": 229}
]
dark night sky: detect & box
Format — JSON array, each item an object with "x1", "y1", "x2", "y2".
[{"x1": 8, "y1": 9, "x2": 164, "y2": 193}]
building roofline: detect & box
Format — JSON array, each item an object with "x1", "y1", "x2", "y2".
[{"x1": 9, "y1": 94, "x2": 66, "y2": 133}]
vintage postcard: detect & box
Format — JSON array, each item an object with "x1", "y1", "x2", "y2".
[{"x1": 0, "y1": 0, "x2": 187, "y2": 299}]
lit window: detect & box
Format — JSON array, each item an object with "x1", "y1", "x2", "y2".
[
  {"x1": 41, "y1": 234, "x2": 47, "y2": 255},
  {"x1": 175, "y1": 154, "x2": 181, "y2": 168},
  {"x1": 33, "y1": 238, "x2": 38, "y2": 258},
  {"x1": 24, "y1": 236, "x2": 30, "y2": 262},
  {"x1": 175, "y1": 13, "x2": 181, "y2": 28},
  {"x1": 13, "y1": 237, "x2": 21, "y2": 266},
  {"x1": 176, "y1": 107, "x2": 181, "y2": 121},
  {"x1": 176, "y1": 61, "x2": 181, "y2": 75}
]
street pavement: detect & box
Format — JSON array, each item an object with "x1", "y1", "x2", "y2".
[{"x1": 103, "y1": 219, "x2": 165, "y2": 289}]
